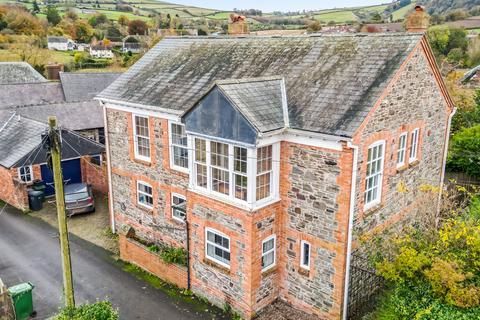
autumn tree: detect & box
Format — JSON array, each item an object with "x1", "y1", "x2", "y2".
[
  {"x1": 117, "y1": 15, "x2": 129, "y2": 26},
  {"x1": 72, "y1": 20, "x2": 93, "y2": 43},
  {"x1": 88, "y1": 13, "x2": 108, "y2": 27},
  {"x1": 46, "y1": 6, "x2": 61, "y2": 26},
  {"x1": 4, "y1": 5, "x2": 44, "y2": 35},
  {"x1": 128, "y1": 19, "x2": 148, "y2": 35}
]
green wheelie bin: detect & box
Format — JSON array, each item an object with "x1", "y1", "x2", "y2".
[{"x1": 8, "y1": 282, "x2": 35, "y2": 320}]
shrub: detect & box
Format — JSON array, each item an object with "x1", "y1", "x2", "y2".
[
  {"x1": 55, "y1": 301, "x2": 118, "y2": 320},
  {"x1": 160, "y1": 247, "x2": 187, "y2": 266},
  {"x1": 447, "y1": 125, "x2": 480, "y2": 176}
]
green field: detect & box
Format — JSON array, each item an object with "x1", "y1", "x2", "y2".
[
  {"x1": 314, "y1": 10, "x2": 358, "y2": 23},
  {"x1": 204, "y1": 11, "x2": 232, "y2": 20},
  {"x1": 392, "y1": 2, "x2": 415, "y2": 21}
]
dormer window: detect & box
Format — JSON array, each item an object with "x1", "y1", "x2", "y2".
[{"x1": 190, "y1": 136, "x2": 279, "y2": 209}]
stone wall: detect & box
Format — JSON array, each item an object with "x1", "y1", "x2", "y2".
[
  {"x1": 0, "y1": 279, "x2": 14, "y2": 320},
  {"x1": 279, "y1": 142, "x2": 352, "y2": 319},
  {"x1": 352, "y1": 46, "x2": 451, "y2": 238}
]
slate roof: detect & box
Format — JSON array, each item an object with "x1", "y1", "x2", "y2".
[
  {"x1": 215, "y1": 78, "x2": 286, "y2": 133},
  {"x1": 97, "y1": 33, "x2": 424, "y2": 137},
  {"x1": 0, "y1": 113, "x2": 105, "y2": 168},
  {"x1": 15, "y1": 101, "x2": 104, "y2": 131},
  {"x1": 59, "y1": 72, "x2": 121, "y2": 102},
  {"x1": 0, "y1": 62, "x2": 47, "y2": 85},
  {"x1": 0, "y1": 113, "x2": 48, "y2": 168},
  {"x1": 48, "y1": 36, "x2": 68, "y2": 43},
  {"x1": 0, "y1": 82, "x2": 65, "y2": 110}
]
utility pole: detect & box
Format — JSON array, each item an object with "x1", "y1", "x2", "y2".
[{"x1": 48, "y1": 116, "x2": 75, "y2": 308}]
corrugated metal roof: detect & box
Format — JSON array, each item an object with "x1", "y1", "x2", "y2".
[{"x1": 97, "y1": 33, "x2": 423, "y2": 137}]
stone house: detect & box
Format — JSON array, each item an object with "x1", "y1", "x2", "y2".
[
  {"x1": 96, "y1": 32, "x2": 454, "y2": 319},
  {"x1": 47, "y1": 36, "x2": 75, "y2": 51}
]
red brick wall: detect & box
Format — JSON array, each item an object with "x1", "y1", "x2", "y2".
[
  {"x1": 81, "y1": 156, "x2": 108, "y2": 194},
  {"x1": 0, "y1": 166, "x2": 29, "y2": 211},
  {"x1": 119, "y1": 234, "x2": 188, "y2": 289}
]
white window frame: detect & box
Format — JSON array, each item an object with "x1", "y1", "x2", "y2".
[
  {"x1": 171, "y1": 193, "x2": 186, "y2": 223},
  {"x1": 132, "y1": 114, "x2": 151, "y2": 162},
  {"x1": 137, "y1": 181, "x2": 154, "y2": 209},
  {"x1": 409, "y1": 128, "x2": 420, "y2": 163},
  {"x1": 261, "y1": 235, "x2": 276, "y2": 272},
  {"x1": 189, "y1": 135, "x2": 280, "y2": 210},
  {"x1": 18, "y1": 165, "x2": 33, "y2": 183},
  {"x1": 300, "y1": 240, "x2": 311, "y2": 270},
  {"x1": 364, "y1": 140, "x2": 385, "y2": 210},
  {"x1": 396, "y1": 132, "x2": 408, "y2": 168},
  {"x1": 205, "y1": 227, "x2": 231, "y2": 268},
  {"x1": 169, "y1": 121, "x2": 189, "y2": 173}
]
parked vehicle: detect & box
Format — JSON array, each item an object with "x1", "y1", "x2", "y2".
[{"x1": 64, "y1": 183, "x2": 95, "y2": 216}]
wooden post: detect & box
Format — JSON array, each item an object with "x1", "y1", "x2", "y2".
[{"x1": 48, "y1": 116, "x2": 75, "y2": 309}]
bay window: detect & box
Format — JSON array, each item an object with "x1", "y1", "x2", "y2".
[{"x1": 191, "y1": 137, "x2": 278, "y2": 207}]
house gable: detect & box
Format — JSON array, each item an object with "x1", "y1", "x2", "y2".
[{"x1": 183, "y1": 86, "x2": 258, "y2": 145}]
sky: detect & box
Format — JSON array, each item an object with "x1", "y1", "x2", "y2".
[{"x1": 165, "y1": 0, "x2": 388, "y2": 12}]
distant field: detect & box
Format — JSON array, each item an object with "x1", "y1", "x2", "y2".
[
  {"x1": 204, "y1": 11, "x2": 232, "y2": 20},
  {"x1": 392, "y1": 3, "x2": 415, "y2": 21},
  {"x1": 314, "y1": 10, "x2": 358, "y2": 23},
  {"x1": 76, "y1": 9, "x2": 151, "y2": 21}
]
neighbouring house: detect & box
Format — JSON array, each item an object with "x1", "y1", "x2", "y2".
[
  {"x1": 122, "y1": 36, "x2": 148, "y2": 54},
  {"x1": 0, "y1": 65, "x2": 121, "y2": 143},
  {"x1": 96, "y1": 7, "x2": 454, "y2": 318},
  {"x1": 0, "y1": 111, "x2": 105, "y2": 211},
  {"x1": 0, "y1": 62, "x2": 47, "y2": 85},
  {"x1": 47, "y1": 36, "x2": 75, "y2": 51},
  {"x1": 89, "y1": 44, "x2": 114, "y2": 58}
]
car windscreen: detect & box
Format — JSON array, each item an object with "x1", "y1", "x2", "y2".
[{"x1": 65, "y1": 191, "x2": 89, "y2": 202}]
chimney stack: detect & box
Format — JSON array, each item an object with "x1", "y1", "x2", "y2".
[
  {"x1": 406, "y1": 5, "x2": 430, "y2": 32},
  {"x1": 228, "y1": 14, "x2": 249, "y2": 35},
  {"x1": 45, "y1": 63, "x2": 64, "y2": 81}
]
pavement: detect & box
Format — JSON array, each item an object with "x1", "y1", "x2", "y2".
[{"x1": 0, "y1": 206, "x2": 229, "y2": 320}]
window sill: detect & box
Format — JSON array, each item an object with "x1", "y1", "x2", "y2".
[
  {"x1": 189, "y1": 187, "x2": 280, "y2": 212},
  {"x1": 408, "y1": 159, "x2": 420, "y2": 167},
  {"x1": 203, "y1": 258, "x2": 231, "y2": 275},
  {"x1": 169, "y1": 164, "x2": 189, "y2": 175},
  {"x1": 136, "y1": 204, "x2": 154, "y2": 214},
  {"x1": 298, "y1": 267, "x2": 310, "y2": 277},
  {"x1": 261, "y1": 266, "x2": 277, "y2": 277},
  {"x1": 132, "y1": 158, "x2": 153, "y2": 167},
  {"x1": 363, "y1": 203, "x2": 384, "y2": 217},
  {"x1": 396, "y1": 164, "x2": 408, "y2": 173}
]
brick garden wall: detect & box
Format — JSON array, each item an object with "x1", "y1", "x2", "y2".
[
  {"x1": 119, "y1": 234, "x2": 188, "y2": 289},
  {"x1": 81, "y1": 156, "x2": 108, "y2": 194},
  {"x1": 0, "y1": 165, "x2": 41, "y2": 212}
]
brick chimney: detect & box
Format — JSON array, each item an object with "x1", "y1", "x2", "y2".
[
  {"x1": 228, "y1": 14, "x2": 249, "y2": 35},
  {"x1": 45, "y1": 63, "x2": 64, "y2": 81},
  {"x1": 406, "y1": 5, "x2": 430, "y2": 32}
]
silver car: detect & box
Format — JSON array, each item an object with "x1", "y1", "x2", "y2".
[{"x1": 65, "y1": 183, "x2": 95, "y2": 216}]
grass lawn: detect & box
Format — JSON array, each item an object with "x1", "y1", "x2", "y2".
[
  {"x1": 48, "y1": 50, "x2": 75, "y2": 64},
  {"x1": 314, "y1": 10, "x2": 358, "y2": 23},
  {"x1": 392, "y1": 2, "x2": 415, "y2": 21},
  {"x1": 0, "y1": 49, "x2": 20, "y2": 61}
]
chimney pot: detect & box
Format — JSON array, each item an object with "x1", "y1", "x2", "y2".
[{"x1": 406, "y1": 4, "x2": 430, "y2": 32}]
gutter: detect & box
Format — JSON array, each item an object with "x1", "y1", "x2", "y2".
[
  {"x1": 436, "y1": 107, "x2": 457, "y2": 225},
  {"x1": 342, "y1": 141, "x2": 359, "y2": 320},
  {"x1": 102, "y1": 102, "x2": 116, "y2": 232}
]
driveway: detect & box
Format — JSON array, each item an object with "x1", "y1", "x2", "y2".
[{"x1": 0, "y1": 206, "x2": 228, "y2": 320}]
